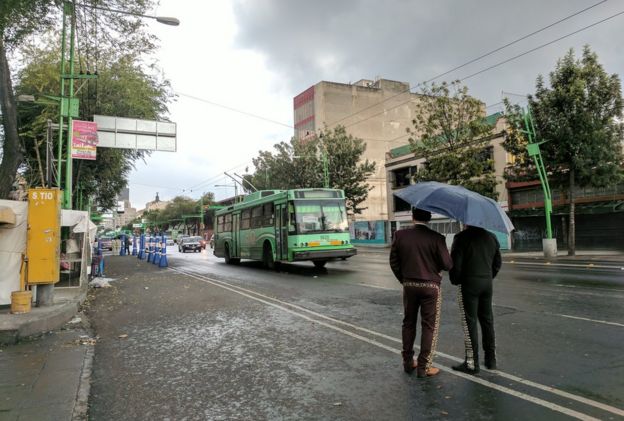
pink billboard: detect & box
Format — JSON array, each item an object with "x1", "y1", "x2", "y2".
[{"x1": 71, "y1": 120, "x2": 98, "y2": 160}]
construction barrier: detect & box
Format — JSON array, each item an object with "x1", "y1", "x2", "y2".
[
  {"x1": 120, "y1": 234, "x2": 126, "y2": 256},
  {"x1": 153, "y1": 237, "x2": 161, "y2": 266},
  {"x1": 147, "y1": 237, "x2": 154, "y2": 263},
  {"x1": 159, "y1": 235, "x2": 168, "y2": 268}
]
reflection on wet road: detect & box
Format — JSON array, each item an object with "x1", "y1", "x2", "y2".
[{"x1": 88, "y1": 248, "x2": 623, "y2": 420}]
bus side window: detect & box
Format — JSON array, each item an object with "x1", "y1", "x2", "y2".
[
  {"x1": 241, "y1": 209, "x2": 251, "y2": 230},
  {"x1": 251, "y1": 206, "x2": 263, "y2": 228},
  {"x1": 288, "y1": 203, "x2": 296, "y2": 233},
  {"x1": 263, "y1": 203, "x2": 274, "y2": 226},
  {"x1": 224, "y1": 214, "x2": 232, "y2": 231}
]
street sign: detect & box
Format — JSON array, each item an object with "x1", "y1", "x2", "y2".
[
  {"x1": 94, "y1": 115, "x2": 176, "y2": 152},
  {"x1": 71, "y1": 120, "x2": 98, "y2": 160},
  {"x1": 132, "y1": 223, "x2": 143, "y2": 228}
]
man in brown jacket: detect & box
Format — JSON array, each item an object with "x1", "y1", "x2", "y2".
[{"x1": 390, "y1": 208, "x2": 453, "y2": 378}]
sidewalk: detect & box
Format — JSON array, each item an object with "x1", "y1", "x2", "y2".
[
  {"x1": 355, "y1": 244, "x2": 624, "y2": 264},
  {"x1": 0, "y1": 314, "x2": 93, "y2": 421},
  {"x1": 0, "y1": 288, "x2": 86, "y2": 345}
]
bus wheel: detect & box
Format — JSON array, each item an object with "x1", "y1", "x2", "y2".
[
  {"x1": 263, "y1": 242, "x2": 275, "y2": 270},
  {"x1": 225, "y1": 244, "x2": 233, "y2": 264},
  {"x1": 225, "y1": 244, "x2": 240, "y2": 265},
  {"x1": 313, "y1": 260, "x2": 327, "y2": 269}
]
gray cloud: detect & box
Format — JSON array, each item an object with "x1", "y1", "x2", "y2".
[{"x1": 232, "y1": 0, "x2": 624, "y2": 106}]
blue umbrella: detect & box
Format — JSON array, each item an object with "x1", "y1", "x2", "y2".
[{"x1": 394, "y1": 181, "x2": 514, "y2": 233}]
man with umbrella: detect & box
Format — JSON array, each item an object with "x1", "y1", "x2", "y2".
[
  {"x1": 450, "y1": 226, "x2": 502, "y2": 374},
  {"x1": 390, "y1": 207, "x2": 453, "y2": 378},
  {"x1": 393, "y1": 181, "x2": 513, "y2": 376}
]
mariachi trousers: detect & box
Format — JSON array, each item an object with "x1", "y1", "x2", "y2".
[
  {"x1": 401, "y1": 281, "x2": 442, "y2": 371},
  {"x1": 457, "y1": 278, "x2": 496, "y2": 369}
]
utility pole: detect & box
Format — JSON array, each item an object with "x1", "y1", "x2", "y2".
[
  {"x1": 58, "y1": 1, "x2": 97, "y2": 209},
  {"x1": 518, "y1": 105, "x2": 556, "y2": 257}
]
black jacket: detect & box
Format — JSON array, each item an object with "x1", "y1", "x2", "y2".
[
  {"x1": 389, "y1": 225, "x2": 453, "y2": 283},
  {"x1": 449, "y1": 226, "x2": 502, "y2": 285}
]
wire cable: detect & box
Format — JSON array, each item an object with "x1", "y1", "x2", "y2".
[
  {"x1": 325, "y1": 0, "x2": 611, "y2": 128},
  {"x1": 338, "y1": 7, "x2": 624, "y2": 133},
  {"x1": 176, "y1": 92, "x2": 294, "y2": 129}
]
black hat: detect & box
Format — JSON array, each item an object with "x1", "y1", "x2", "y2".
[{"x1": 412, "y1": 207, "x2": 432, "y2": 222}]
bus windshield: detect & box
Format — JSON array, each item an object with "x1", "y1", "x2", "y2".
[{"x1": 292, "y1": 200, "x2": 348, "y2": 234}]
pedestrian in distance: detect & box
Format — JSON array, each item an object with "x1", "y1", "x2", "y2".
[
  {"x1": 390, "y1": 207, "x2": 453, "y2": 378},
  {"x1": 449, "y1": 225, "x2": 502, "y2": 375},
  {"x1": 125, "y1": 236, "x2": 131, "y2": 255}
]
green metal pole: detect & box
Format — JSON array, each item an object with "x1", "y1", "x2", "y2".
[
  {"x1": 200, "y1": 196, "x2": 204, "y2": 234},
  {"x1": 64, "y1": 1, "x2": 76, "y2": 209},
  {"x1": 322, "y1": 152, "x2": 329, "y2": 188},
  {"x1": 57, "y1": 3, "x2": 69, "y2": 190},
  {"x1": 522, "y1": 107, "x2": 553, "y2": 239}
]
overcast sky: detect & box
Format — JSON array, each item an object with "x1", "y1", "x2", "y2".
[{"x1": 128, "y1": 0, "x2": 623, "y2": 209}]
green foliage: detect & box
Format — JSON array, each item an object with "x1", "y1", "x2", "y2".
[
  {"x1": 528, "y1": 46, "x2": 623, "y2": 188},
  {"x1": 0, "y1": 0, "x2": 58, "y2": 49},
  {"x1": 408, "y1": 81, "x2": 498, "y2": 199},
  {"x1": 143, "y1": 193, "x2": 216, "y2": 233},
  {"x1": 248, "y1": 126, "x2": 376, "y2": 214},
  {"x1": 10, "y1": 2, "x2": 173, "y2": 209}
]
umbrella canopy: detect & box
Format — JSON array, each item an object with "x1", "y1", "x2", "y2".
[{"x1": 393, "y1": 181, "x2": 514, "y2": 233}]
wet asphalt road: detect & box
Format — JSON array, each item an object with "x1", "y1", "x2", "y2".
[{"x1": 86, "y1": 248, "x2": 624, "y2": 420}]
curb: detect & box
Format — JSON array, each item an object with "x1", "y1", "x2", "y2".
[
  {"x1": 0, "y1": 291, "x2": 86, "y2": 345},
  {"x1": 72, "y1": 327, "x2": 94, "y2": 420}
]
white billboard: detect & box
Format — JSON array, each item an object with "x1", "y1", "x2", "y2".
[{"x1": 94, "y1": 115, "x2": 176, "y2": 152}]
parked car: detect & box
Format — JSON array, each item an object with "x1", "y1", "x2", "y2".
[
  {"x1": 178, "y1": 236, "x2": 202, "y2": 253},
  {"x1": 166, "y1": 238, "x2": 175, "y2": 246},
  {"x1": 99, "y1": 237, "x2": 113, "y2": 251}
]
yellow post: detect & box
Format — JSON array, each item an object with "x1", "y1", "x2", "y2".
[{"x1": 26, "y1": 188, "x2": 61, "y2": 285}]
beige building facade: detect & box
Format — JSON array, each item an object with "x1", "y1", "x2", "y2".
[
  {"x1": 294, "y1": 78, "x2": 424, "y2": 222},
  {"x1": 385, "y1": 113, "x2": 511, "y2": 248}
]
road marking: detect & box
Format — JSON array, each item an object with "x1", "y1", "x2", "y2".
[
  {"x1": 505, "y1": 260, "x2": 623, "y2": 271},
  {"x1": 554, "y1": 313, "x2": 624, "y2": 328},
  {"x1": 354, "y1": 283, "x2": 398, "y2": 290},
  {"x1": 171, "y1": 267, "x2": 622, "y2": 420}
]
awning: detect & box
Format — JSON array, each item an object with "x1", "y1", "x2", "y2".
[{"x1": 0, "y1": 206, "x2": 16, "y2": 225}]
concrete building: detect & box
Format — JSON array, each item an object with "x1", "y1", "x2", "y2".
[
  {"x1": 385, "y1": 113, "x2": 512, "y2": 249},
  {"x1": 294, "y1": 78, "x2": 425, "y2": 224},
  {"x1": 144, "y1": 192, "x2": 170, "y2": 212}
]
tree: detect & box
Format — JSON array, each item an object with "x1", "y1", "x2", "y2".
[
  {"x1": 1, "y1": 0, "x2": 166, "y2": 204},
  {"x1": 0, "y1": 0, "x2": 58, "y2": 199},
  {"x1": 248, "y1": 125, "x2": 376, "y2": 214},
  {"x1": 513, "y1": 46, "x2": 623, "y2": 255},
  {"x1": 408, "y1": 81, "x2": 498, "y2": 199}
]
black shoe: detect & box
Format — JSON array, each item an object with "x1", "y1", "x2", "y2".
[
  {"x1": 403, "y1": 359, "x2": 417, "y2": 374},
  {"x1": 485, "y1": 359, "x2": 497, "y2": 370},
  {"x1": 452, "y1": 362, "x2": 480, "y2": 375}
]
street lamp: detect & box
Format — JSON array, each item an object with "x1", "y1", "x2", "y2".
[
  {"x1": 57, "y1": 1, "x2": 180, "y2": 209},
  {"x1": 80, "y1": 4, "x2": 180, "y2": 26}
]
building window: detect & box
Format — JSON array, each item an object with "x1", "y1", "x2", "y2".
[{"x1": 393, "y1": 196, "x2": 411, "y2": 213}]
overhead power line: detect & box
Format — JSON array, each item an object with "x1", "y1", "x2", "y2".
[
  {"x1": 176, "y1": 92, "x2": 294, "y2": 129},
  {"x1": 327, "y1": 0, "x2": 610, "y2": 128},
  {"x1": 340, "y1": 7, "x2": 624, "y2": 132}
]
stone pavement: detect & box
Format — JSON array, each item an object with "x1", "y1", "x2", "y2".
[{"x1": 0, "y1": 315, "x2": 93, "y2": 421}]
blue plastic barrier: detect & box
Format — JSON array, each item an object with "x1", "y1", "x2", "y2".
[
  {"x1": 159, "y1": 235, "x2": 168, "y2": 268},
  {"x1": 153, "y1": 237, "x2": 161, "y2": 265},
  {"x1": 132, "y1": 236, "x2": 138, "y2": 256},
  {"x1": 120, "y1": 234, "x2": 126, "y2": 256},
  {"x1": 147, "y1": 237, "x2": 154, "y2": 263},
  {"x1": 138, "y1": 235, "x2": 145, "y2": 260}
]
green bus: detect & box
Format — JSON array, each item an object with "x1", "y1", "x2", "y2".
[{"x1": 214, "y1": 188, "x2": 357, "y2": 268}]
